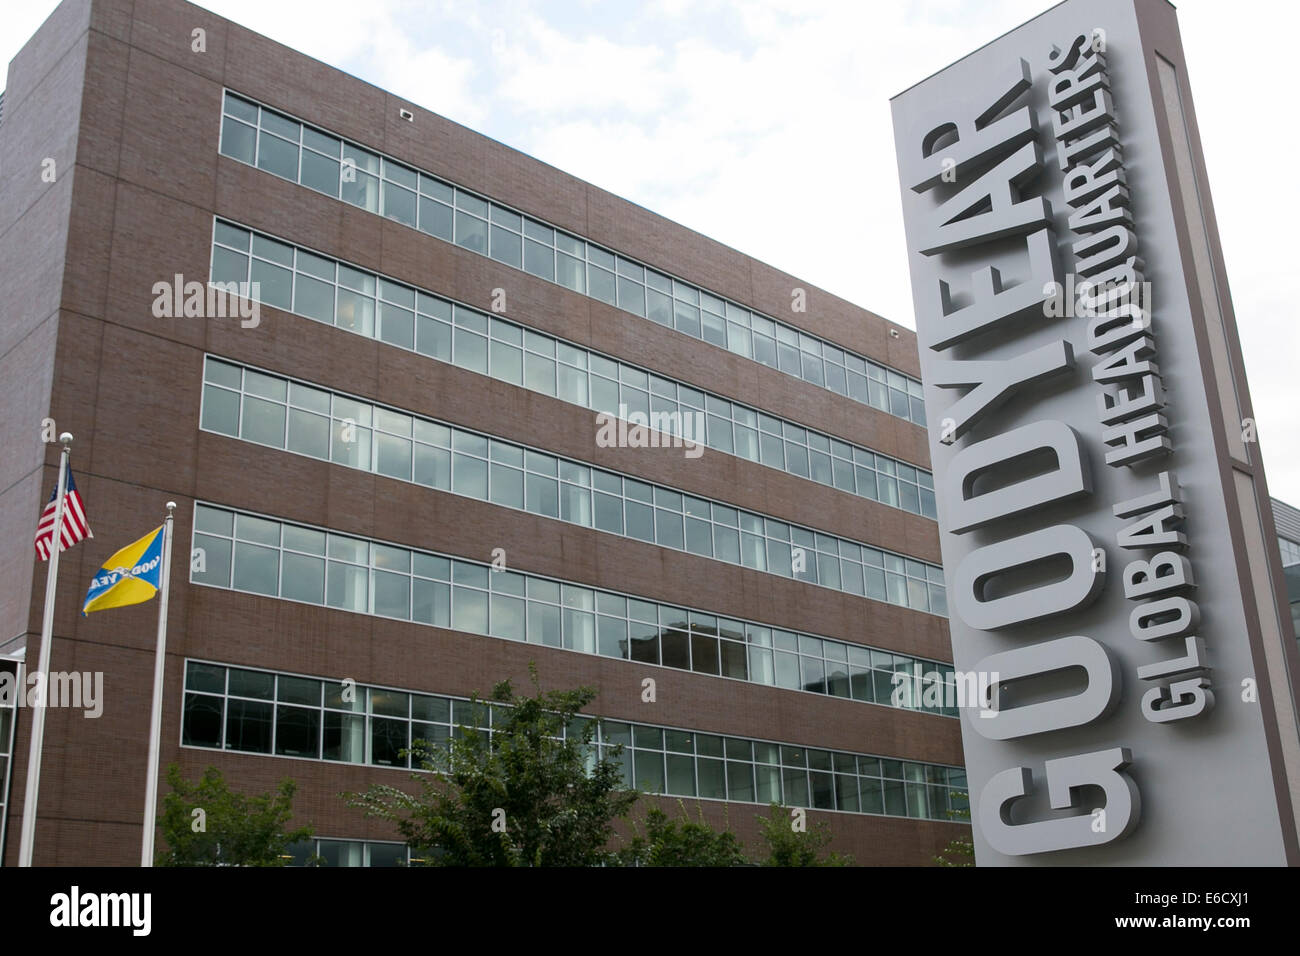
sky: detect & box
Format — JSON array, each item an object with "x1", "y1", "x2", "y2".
[{"x1": 3, "y1": 0, "x2": 1297, "y2": 507}]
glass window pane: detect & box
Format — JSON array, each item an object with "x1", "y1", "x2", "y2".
[
  {"x1": 250, "y1": 258, "x2": 292, "y2": 311},
  {"x1": 557, "y1": 253, "x2": 585, "y2": 293},
  {"x1": 301, "y1": 126, "x2": 339, "y2": 157},
  {"x1": 661, "y1": 625, "x2": 689, "y2": 670},
  {"x1": 191, "y1": 533, "x2": 232, "y2": 588},
  {"x1": 489, "y1": 225, "x2": 522, "y2": 268},
  {"x1": 526, "y1": 474, "x2": 559, "y2": 518},
  {"x1": 275, "y1": 706, "x2": 320, "y2": 758},
  {"x1": 666, "y1": 754, "x2": 696, "y2": 796},
  {"x1": 182, "y1": 693, "x2": 223, "y2": 747},
  {"x1": 220, "y1": 116, "x2": 256, "y2": 164},
  {"x1": 228, "y1": 668, "x2": 274, "y2": 699},
  {"x1": 562, "y1": 608, "x2": 595, "y2": 653},
  {"x1": 452, "y1": 452, "x2": 488, "y2": 500},
  {"x1": 223, "y1": 94, "x2": 259, "y2": 124},
  {"x1": 335, "y1": 289, "x2": 375, "y2": 336},
  {"x1": 260, "y1": 110, "x2": 299, "y2": 141},
  {"x1": 323, "y1": 712, "x2": 366, "y2": 763},
  {"x1": 225, "y1": 699, "x2": 273, "y2": 753},
  {"x1": 634, "y1": 751, "x2": 665, "y2": 794},
  {"x1": 452, "y1": 585, "x2": 488, "y2": 634},
  {"x1": 327, "y1": 562, "x2": 368, "y2": 612},
  {"x1": 524, "y1": 239, "x2": 554, "y2": 280},
  {"x1": 211, "y1": 245, "x2": 249, "y2": 286},
  {"x1": 655, "y1": 509, "x2": 684, "y2": 550},
  {"x1": 527, "y1": 602, "x2": 561, "y2": 647},
  {"x1": 342, "y1": 171, "x2": 380, "y2": 212},
  {"x1": 455, "y1": 211, "x2": 487, "y2": 254},
  {"x1": 374, "y1": 433, "x2": 412, "y2": 480},
  {"x1": 418, "y1": 197, "x2": 453, "y2": 241},
  {"x1": 381, "y1": 180, "x2": 418, "y2": 227},
  {"x1": 413, "y1": 444, "x2": 451, "y2": 490},
  {"x1": 377, "y1": 302, "x2": 415, "y2": 350},
  {"x1": 597, "y1": 616, "x2": 627, "y2": 659},
  {"x1": 232, "y1": 542, "x2": 278, "y2": 596},
  {"x1": 256, "y1": 131, "x2": 299, "y2": 180},
  {"x1": 370, "y1": 718, "x2": 408, "y2": 767},
  {"x1": 691, "y1": 633, "x2": 719, "y2": 675},
  {"x1": 374, "y1": 569, "x2": 411, "y2": 619},
  {"x1": 589, "y1": 266, "x2": 616, "y2": 305},
  {"x1": 301, "y1": 150, "x2": 339, "y2": 197},
  {"x1": 490, "y1": 593, "x2": 526, "y2": 640},
  {"x1": 453, "y1": 328, "x2": 488, "y2": 374},
  {"x1": 416, "y1": 315, "x2": 452, "y2": 362},
  {"x1": 489, "y1": 340, "x2": 523, "y2": 386},
  {"x1": 187, "y1": 662, "x2": 227, "y2": 694},
  {"x1": 617, "y1": 277, "x2": 646, "y2": 316},
  {"x1": 674, "y1": 301, "x2": 701, "y2": 337},
  {"x1": 412, "y1": 578, "x2": 451, "y2": 627},
  {"x1": 200, "y1": 383, "x2": 240, "y2": 435},
  {"x1": 281, "y1": 552, "x2": 324, "y2": 604}
]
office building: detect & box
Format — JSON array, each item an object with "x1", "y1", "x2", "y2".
[{"x1": 0, "y1": 0, "x2": 966, "y2": 864}]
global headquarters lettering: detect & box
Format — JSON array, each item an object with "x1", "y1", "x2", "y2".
[{"x1": 899, "y1": 33, "x2": 1213, "y2": 855}]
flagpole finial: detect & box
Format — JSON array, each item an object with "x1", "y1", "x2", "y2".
[
  {"x1": 59, "y1": 432, "x2": 73, "y2": 447},
  {"x1": 165, "y1": 502, "x2": 176, "y2": 515}
]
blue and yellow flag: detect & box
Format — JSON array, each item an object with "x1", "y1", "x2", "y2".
[{"x1": 82, "y1": 525, "x2": 166, "y2": 615}]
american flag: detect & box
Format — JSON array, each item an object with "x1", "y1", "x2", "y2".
[{"x1": 34, "y1": 461, "x2": 93, "y2": 561}]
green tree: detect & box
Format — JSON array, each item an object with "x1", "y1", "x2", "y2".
[
  {"x1": 934, "y1": 792, "x2": 975, "y2": 866},
  {"x1": 755, "y1": 803, "x2": 853, "y2": 866},
  {"x1": 345, "y1": 668, "x2": 638, "y2": 866},
  {"x1": 155, "y1": 764, "x2": 312, "y2": 866},
  {"x1": 617, "y1": 802, "x2": 748, "y2": 866}
]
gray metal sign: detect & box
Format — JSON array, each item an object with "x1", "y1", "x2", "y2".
[{"x1": 891, "y1": 0, "x2": 1300, "y2": 864}]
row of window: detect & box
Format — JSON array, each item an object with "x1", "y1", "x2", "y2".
[
  {"x1": 285, "y1": 838, "x2": 409, "y2": 867},
  {"x1": 209, "y1": 219, "x2": 938, "y2": 520},
  {"x1": 1279, "y1": 536, "x2": 1300, "y2": 568},
  {"x1": 182, "y1": 660, "x2": 969, "y2": 820},
  {"x1": 190, "y1": 503, "x2": 958, "y2": 715},
  {"x1": 218, "y1": 91, "x2": 928, "y2": 428},
  {"x1": 199, "y1": 357, "x2": 945, "y2": 615}
]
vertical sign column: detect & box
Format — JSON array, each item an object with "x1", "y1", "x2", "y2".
[{"x1": 890, "y1": 0, "x2": 1300, "y2": 864}]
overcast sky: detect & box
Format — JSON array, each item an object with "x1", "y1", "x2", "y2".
[{"x1": 5, "y1": 0, "x2": 1297, "y2": 506}]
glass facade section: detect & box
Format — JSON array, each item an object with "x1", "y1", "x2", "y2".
[
  {"x1": 218, "y1": 90, "x2": 927, "y2": 428},
  {"x1": 283, "y1": 837, "x2": 411, "y2": 867},
  {"x1": 183, "y1": 659, "x2": 967, "y2": 820},
  {"x1": 190, "y1": 503, "x2": 958, "y2": 715},
  {"x1": 199, "y1": 362, "x2": 945, "y2": 615},
  {"x1": 210, "y1": 220, "x2": 937, "y2": 521}
]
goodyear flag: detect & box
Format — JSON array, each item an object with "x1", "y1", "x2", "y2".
[{"x1": 82, "y1": 526, "x2": 166, "y2": 615}]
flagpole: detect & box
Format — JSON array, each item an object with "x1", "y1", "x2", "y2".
[
  {"x1": 18, "y1": 433, "x2": 72, "y2": 867},
  {"x1": 140, "y1": 502, "x2": 175, "y2": 867}
]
